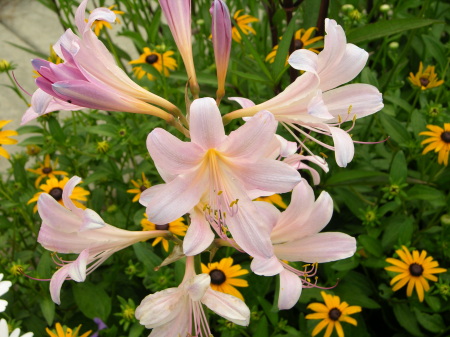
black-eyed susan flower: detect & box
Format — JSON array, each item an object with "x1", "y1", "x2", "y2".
[
  {"x1": 127, "y1": 172, "x2": 151, "y2": 202},
  {"x1": 129, "y1": 47, "x2": 177, "y2": 81},
  {"x1": 141, "y1": 214, "x2": 187, "y2": 252},
  {"x1": 91, "y1": 5, "x2": 124, "y2": 36},
  {"x1": 201, "y1": 257, "x2": 249, "y2": 301},
  {"x1": 46, "y1": 323, "x2": 91, "y2": 337},
  {"x1": 255, "y1": 194, "x2": 287, "y2": 208},
  {"x1": 27, "y1": 177, "x2": 90, "y2": 212},
  {"x1": 409, "y1": 62, "x2": 444, "y2": 90},
  {"x1": 306, "y1": 291, "x2": 361, "y2": 337},
  {"x1": 385, "y1": 246, "x2": 447, "y2": 302},
  {"x1": 266, "y1": 27, "x2": 324, "y2": 64},
  {"x1": 231, "y1": 10, "x2": 258, "y2": 43},
  {"x1": 419, "y1": 123, "x2": 450, "y2": 166},
  {"x1": 0, "y1": 120, "x2": 18, "y2": 159},
  {"x1": 27, "y1": 154, "x2": 69, "y2": 187}
]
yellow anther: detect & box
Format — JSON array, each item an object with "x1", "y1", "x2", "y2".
[
  {"x1": 229, "y1": 199, "x2": 239, "y2": 207},
  {"x1": 347, "y1": 105, "x2": 353, "y2": 114},
  {"x1": 217, "y1": 190, "x2": 223, "y2": 195},
  {"x1": 320, "y1": 152, "x2": 328, "y2": 159},
  {"x1": 338, "y1": 115, "x2": 342, "y2": 123}
]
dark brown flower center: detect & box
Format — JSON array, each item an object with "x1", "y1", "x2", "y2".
[
  {"x1": 441, "y1": 131, "x2": 450, "y2": 143},
  {"x1": 49, "y1": 187, "x2": 63, "y2": 201},
  {"x1": 145, "y1": 54, "x2": 159, "y2": 64},
  {"x1": 419, "y1": 77, "x2": 429, "y2": 87},
  {"x1": 140, "y1": 185, "x2": 148, "y2": 192},
  {"x1": 42, "y1": 167, "x2": 52, "y2": 174},
  {"x1": 409, "y1": 263, "x2": 423, "y2": 277},
  {"x1": 294, "y1": 39, "x2": 304, "y2": 50},
  {"x1": 210, "y1": 269, "x2": 226, "y2": 285},
  {"x1": 328, "y1": 308, "x2": 342, "y2": 321},
  {"x1": 155, "y1": 224, "x2": 169, "y2": 230}
]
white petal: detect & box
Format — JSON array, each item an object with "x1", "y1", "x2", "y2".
[
  {"x1": 68, "y1": 249, "x2": 89, "y2": 282},
  {"x1": 251, "y1": 255, "x2": 284, "y2": 276},
  {"x1": 62, "y1": 176, "x2": 83, "y2": 216},
  {"x1": 202, "y1": 288, "x2": 250, "y2": 326},
  {"x1": 0, "y1": 299, "x2": 8, "y2": 313},
  {"x1": 183, "y1": 210, "x2": 215, "y2": 256},
  {"x1": 0, "y1": 280, "x2": 12, "y2": 296},
  {"x1": 0, "y1": 319, "x2": 8, "y2": 336},
  {"x1": 329, "y1": 126, "x2": 354, "y2": 167},
  {"x1": 278, "y1": 269, "x2": 302, "y2": 310},
  {"x1": 186, "y1": 274, "x2": 210, "y2": 301},
  {"x1": 288, "y1": 49, "x2": 319, "y2": 74},
  {"x1": 228, "y1": 97, "x2": 256, "y2": 109},
  {"x1": 79, "y1": 209, "x2": 106, "y2": 231},
  {"x1": 50, "y1": 264, "x2": 71, "y2": 304}
]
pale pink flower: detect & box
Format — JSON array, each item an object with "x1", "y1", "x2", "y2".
[
  {"x1": 210, "y1": 0, "x2": 232, "y2": 103},
  {"x1": 140, "y1": 97, "x2": 301, "y2": 260},
  {"x1": 37, "y1": 176, "x2": 167, "y2": 304},
  {"x1": 225, "y1": 19, "x2": 383, "y2": 167},
  {"x1": 26, "y1": 0, "x2": 178, "y2": 125},
  {"x1": 159, "y1": 0, "x2": 199, "y2": 97},
  {"x1": 283, "y1": 154, "x2": 329, "y2": 185},
  {"x1": 136, "y1": 256, "x2": 249, "y2": 337},
  {"x1": 250, "y1": 181, "x2": 356, "y2": 309}
]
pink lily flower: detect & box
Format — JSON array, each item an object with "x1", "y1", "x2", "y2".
[
  {"x1": 136, "y1": 256, "x2": 250, "y2": 337},
  {"x1": 37, "y1": 176, "x2": 168, "y2": 304},
  {"x1": 159, "y1": 0, "x2": 199, "y2": 97},
  {"x1": 210, "y1": 0, "x2": 232, "y2": 103},
  {"x1": 140, "y1": 97, "x2": 301, "y2": 260},
  {"x1": 224, "y1": 19, "x2": 383, "y2": 167},
  {"x1": 26, "y1": 0, "x2": 179, "y2": 125},
  {"x1": 250, "y1": 181, "x2": 356, "y2": 309},
  {"x1": 283, "y1": 154, "x2": 329, "y2": 185}
]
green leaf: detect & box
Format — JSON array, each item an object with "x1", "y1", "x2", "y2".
[
  {"x1": 382, "y1": 216, "x2": 414, "y2": 249},
  {"x1": 407, "y1": 185, "x2": 446, "y2": 207},
  {"x1": 133, "y1": 242, "x2": 162, "y2": 270},
  {"x1": 390, "y1": 151, "x2": 407, "y2": 184},
  {"x1": 47, "y1": 117, "x2": 65, "y2": 143},
  {"x1": 253, "y1": 315, "x2": 269, "y2": 337},
  {"x1": 379, "y1": 112, "x2": 412, "y2": 146},
  {"x1": 325, "y1": 170, "x2": 388, "y2": 186},
  {"x1": 128, "y1": 322, "x2": 146, "y2": 337},
  {"x1": 384, "y1": 95, "x2": 413, "y2": 114},
  {"x1": 229, "y1": 69, "x2": 270, "y2": 84},
  {"x1": 414, "y1": 308, "x2": 445, "y2": 333},
  {"x1": 331, "y1": 256, "x2": 359, "y2": 271},
  {"x1": 392, "y1": 303, "x2": 423, "y2": 337},
  {"x1": 86, "y1": 124, "x2": 119, "y2": 138},
  {"x1": 410, "y1": 110, "x2": 427, "y2": 137},
  {"x1": 16, "y1": 125, "x2": 44, "y2": 135},
  {"x1": 347, "y1": 19, "x2": 441, "y2": 44},
  {"x1": 19, "y1": 135, "x2": 45, "y2": 146},
  {"x1": 272, "y1": 17, "x2": 296, "y2": 82},
  {"x1": 39, "y1": 295, "x2": 55, "y2": 326},
  {"x1": 421, "y1": 34, "x2": 447, "y2": 70},
  {"x1": 73, "y1": 282, "x2": 112, "y2": 321},
  {"x1": 257, "y1": 296, "x2": 278, "y2": 326},
  {"x1": 358, "y1": 235, "x2": 383, "y2": 257}
]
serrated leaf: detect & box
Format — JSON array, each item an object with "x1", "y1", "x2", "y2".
[{"x1": 347, "y1": 19, "x2": 440, "y2": 44}]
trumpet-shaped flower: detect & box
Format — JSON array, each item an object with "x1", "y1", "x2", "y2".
[
  {"x1": 159, "y1": 0, "x2": 199, "y2": 96},
  {"x1": 210, "y1": 0, "x2": 232, "y2": 102},
  {"x1": 251, "y1": 181, "x2": 356, "y2": 309},
  {"x1": 225, "y1": 19, "x2": 383, "y2": 167},
  {"x1": 25, "y1": 0, "x2": 178, "y2": 125},
  {"x1": 37, "y1": 176, "x2": 168, "y2": 304},
  {"x1": 140, "y1": 97, "x2": 301, "y2": 260},
  {"x1": 135, "y1": 256, "x2": 250, "y2": 337}
]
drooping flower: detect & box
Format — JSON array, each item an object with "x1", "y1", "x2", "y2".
[
  {"x1": 25, "y1": 0, "x2": 180, "y2": 127},
  {"x1": 305, "y1": 291, "x2": 362, "y2": 337},
  {"x1": 210, "y1": 0, "x2": 232, "y2": 103},
  {"x1": 231, "y1": 10, "x2": 258, "y2": 43},
  {"x1": 127, "y1": 172, "x2": 151, "y2": 202},
  {"x1": 159, "y1": 0, "x2": 199, "y2": 97},
  {"x1": 27, "y1": 176, "x2": 90, "y2": 212},
  {"x1": 224, "y1": 19, "x2": 383, "y2": 167},
  {"x1": 141, "y1": 214, "x2": 187, "y2": 252},
  {"x1": 201, "y1": 257, "x2": 249, "y2": 301},
  {"x1": 129, "y1": 47, "x2": 177, "y2": 81},
  {"x1": 140, "y1": 97, "x2": 301, "y2": 260},
  {"x1": 409, "y1": 62, "x2": 444, "y2": 90},
  {"x1": 0, "y1": 120, "x2": 18, "y2": 159},
  {"x1": 385, "y1": 246, "x2": 447, "y2": 302},
  {"x1": 90, "y1": 5, "x2": 124, "y2": 36},
  {"x1": 135, "y1": 256, "x2": 250, "y2": 337},
  {"x1": 251, "y1": 181, "x2": 356, "y2": 310},
  {"x1": 266, "y1": 27, "x2": 324, "y2": 64},
  {"x1": 419, "y1": 123, "x2": 450, "y2": 166},
  {"x1": 46, "y1": 323, "x2": 91, "y2": 337},
  {"x1": 36, "y1": 176, "x2": 168, "y2": 304},
  {"x1": 0, "y1": 319, "x2": 33, "y2": 337},
  {"x1": 0, "y1": 273, "x2": 12, "y2": 313},
  {"x1": 27, "y1": 154, "x2": 69, "y2": 187}
]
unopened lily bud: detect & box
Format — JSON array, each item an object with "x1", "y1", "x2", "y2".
[{"x1": 210, "y1": 0, "x2": 232, "y2": 104}]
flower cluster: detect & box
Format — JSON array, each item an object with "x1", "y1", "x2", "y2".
[{"x1": 21, "y1": 0, "x2": 386, "y2": 335}]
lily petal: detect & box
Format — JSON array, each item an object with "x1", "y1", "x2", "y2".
[
  {"x1": 278, "y1": 269, "x2": 302, "y2": 310},
  {"x1": 202, "y1": 288, "x2": 250, "y2": 326}
]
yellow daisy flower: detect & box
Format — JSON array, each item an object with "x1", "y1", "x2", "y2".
[
  {"x1": 27, "y1": 176, "x2": 90, "y2": 213},
  {"x1": 91, "y1": 5, "x2": 124, "y2": 36},
  {"x1": 232, "y1": 10, "x2": 258, "y2": 43},
  {"x1": 408, "y1": 62, "x2": 444, "y2": 90},
  {"x1": 201, "y1": 257, "x2": 249, "y2": 301},
  {"x1": 306, "y1": 291, "x2": 362, "y2": 337},
  {"x1": 27, "y1": 154, "x2": 69, "y2": 187},
  {"x1": 127, "y1": 172, "x2": 151, "y2": 202},
  {"x1": 46, "y1": 323, "x2": 91, "y2": 337},
  {"x1": 419, "y1": 123, "x2": 450, "y2": 166},
  {"x1": 385, "y1": 246, "x2": 447, "y2": 302},
  {"x1": 266, "y1": 27, "x2": 324, "y2": 64},
  {"x1": 255, "y1": 194, "x2": 287, "y2": 208},
  {"x1": 141, "y1": 214, "x2": 187, "y2": 252},
  {"x1": 0, "y1": 120, "x2": 18, "y2": 159},
  {"x1": 129, "y1": 47, "x2": 177, "y2": 81}
]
